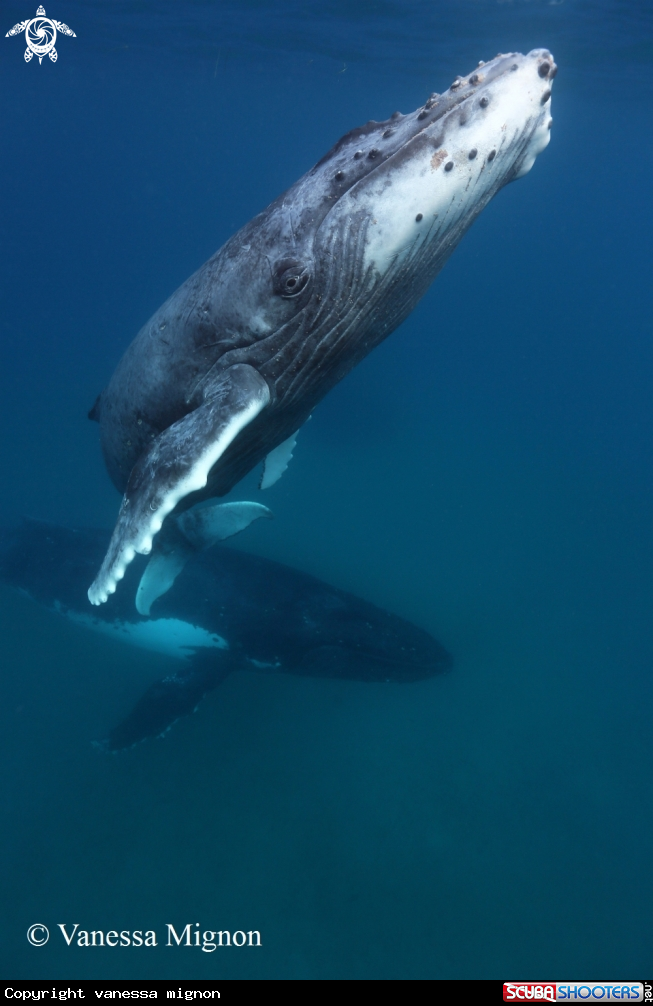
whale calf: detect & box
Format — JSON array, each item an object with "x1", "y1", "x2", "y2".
[
  {"x1": 0, "y1": 519, "x2": 451, "y2": 749},
  {"x1": 88, "y1": 49, "x2": 556, "y2": 606}
]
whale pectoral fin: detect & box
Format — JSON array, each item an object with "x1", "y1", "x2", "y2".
[
  {"x1": 88, "y1": 364, "x2": 270, "y2": 607},
  {"x1": 177, "y1": 500, "x2": 273, "y2": 548},
  {"x1": 259, "y1": 430, "x2": 300, "y2": 489},
  {"x1": 135, "y1": 501, "x2": 273, "y2": 616},
  {"x1": 101, "y1": 650, "x2": 236, "y2": 751}
]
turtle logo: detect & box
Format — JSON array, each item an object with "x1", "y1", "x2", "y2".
[{"x1": 5, "y1": 5, "x2": 76, "y2": 64}]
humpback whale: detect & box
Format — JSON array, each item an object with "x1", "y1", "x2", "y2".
[
  {"x1": 88, "y1": 49, "x2": 556, "y2": 606},
  {"x1": 0, "y1": 519, "x2": 451, "y2": 749}
]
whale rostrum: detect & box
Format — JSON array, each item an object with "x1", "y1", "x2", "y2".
[{"x1": 88, "y1": 49, "x2": 556, "y2": 606}]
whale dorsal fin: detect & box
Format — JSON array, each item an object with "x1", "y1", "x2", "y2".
[
  {"x1": 88, "y1": 393, "x2": 102, "y2": 422},
  {"x1": 88, "y1": 364, "x2": 270, "y2": 606},
  {"x1": 135, "y1": 501, "x2": 272, "y2": 616},
  {"x1": 260, "y1": 430, "x2": 300, "y2": 489}
]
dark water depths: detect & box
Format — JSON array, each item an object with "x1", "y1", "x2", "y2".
[{"x1": 1, "y1": 0, "x2": 652, "y2": 980}]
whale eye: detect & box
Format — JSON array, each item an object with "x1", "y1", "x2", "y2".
[{"x1": 273, "y1": 259, "x2": 311, "y2": 299}]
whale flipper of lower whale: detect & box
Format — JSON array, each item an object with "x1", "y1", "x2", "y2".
[
  {"x1": 135, "y1": 500, "x2": 273, "y2": 616},
  {"x1": 103, "y1": 650, "x2": 236, "y2": 751},
  {"x1": 0, "y1": 519, "x2": 452, "y2": 750}
]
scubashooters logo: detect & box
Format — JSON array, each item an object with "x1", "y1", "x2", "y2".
[
  {"x1": 5, "y1": 6, "x2": 75, "y2": 64},
  {"x1": 503, "y1": 985, "x2": 645, "y2": 1002}
]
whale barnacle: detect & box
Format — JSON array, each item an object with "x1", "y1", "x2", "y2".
[{"x1": 480, "y1": 96, "x2": 490, "y2": 108}]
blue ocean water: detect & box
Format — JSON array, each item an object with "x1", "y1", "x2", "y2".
[{"x1": 0, "y1": 0, "x2": 652, "y2": 980}]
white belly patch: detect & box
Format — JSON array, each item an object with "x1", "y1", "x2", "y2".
[{"x1": 61, "y1": 608, "x2": 228, "y2": 661}]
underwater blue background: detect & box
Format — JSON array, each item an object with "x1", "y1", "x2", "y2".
[{"x1": 0, "y1": 0, "x2": 652, "y2": 980}]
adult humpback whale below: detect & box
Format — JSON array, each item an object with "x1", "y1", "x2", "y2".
[
  {"x1": 88, "y1": 49, "x2": 556, "y2": 606},
  {"x1": 0, "y1": 519, "x2": 451, "y2": 749}
]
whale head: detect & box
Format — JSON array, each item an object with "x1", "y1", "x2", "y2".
[
  {"x1": 319, "y1": 48, "x2": 556, "y2": 286},
  {"x1": 173, "y1": 47, "x2": 557, "y2": 434}
]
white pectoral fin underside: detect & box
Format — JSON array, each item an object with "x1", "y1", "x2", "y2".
[
  {"x1": 88, "y1": 364, "x2": 270, "y2": 606},
  {"x1": 177, "y1": 499, "x2": 273, "y2": 547},
  {"x1": 134, "y1": 550, "x2": 189, "y2": 618},
  {"x1": 135, "y1": 501, "x2": 273, "y2": 616},
  {"x1": 260, "y1": 430, "x2": 300, "y2": 489}
]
